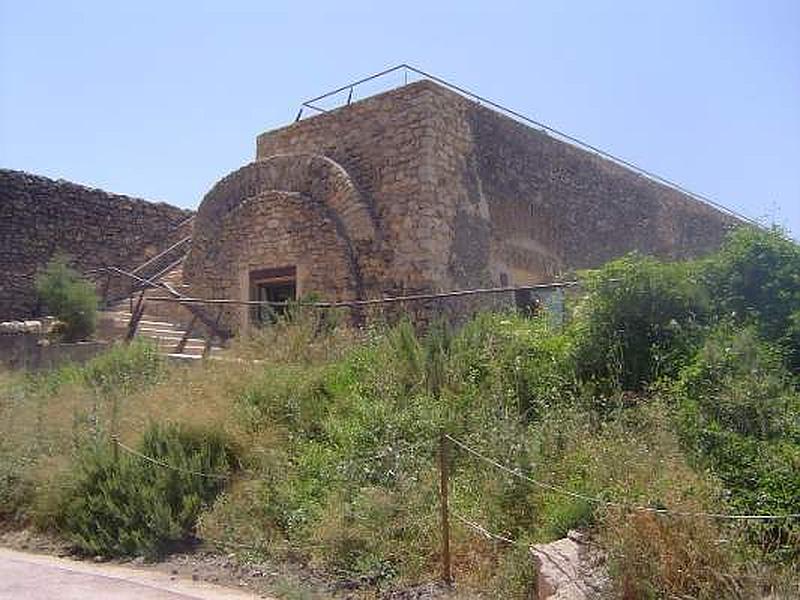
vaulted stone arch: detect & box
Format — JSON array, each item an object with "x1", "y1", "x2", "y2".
[
  {"x1": 184, "y1": 153, "x2": 384, "y2": 330},
  {"x1": 204, "y1": 190, "x2": 360, "y2": 332},
  {"x1": 190, "y1": 153, "x2": 376, "y2": 245}
]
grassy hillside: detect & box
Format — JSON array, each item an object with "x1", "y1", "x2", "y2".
[{"x1": 1, "y1": 227, "x2": 798, "y2": 598}]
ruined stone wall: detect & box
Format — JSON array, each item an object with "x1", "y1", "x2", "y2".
[{"x1": 0, "y1": 169, "x2": 193, "y2": 319}]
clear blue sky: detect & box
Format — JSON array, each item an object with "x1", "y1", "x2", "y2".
[{"x1": 2, "y1": 1, "x2": 798, "y2": 236}]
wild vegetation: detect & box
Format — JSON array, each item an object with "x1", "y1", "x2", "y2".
[
  {"x1": 1, "y1": 227, "x2": 798, "y2": 598},
  {"x1": 35, "y1": 255, "x2": 98, "y2": 341}
]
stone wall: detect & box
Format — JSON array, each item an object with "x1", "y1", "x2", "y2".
[
  {"x1": 187, "y1": 80, "x2": 741, "y2": 331},
  {"x1": 0, "y1": 169, "x2": 193, "y2": 319},
  {"x1": 421, "y1": 82, "x2": 740, "y2": 288},
  {"x1": 253, "y1": 83, "x2": 448, "y2": 294},
  {"x1": 0, "y1": 331, "x2": 109, "y2": 371}
]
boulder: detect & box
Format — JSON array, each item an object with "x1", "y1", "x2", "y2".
[{"x1": 530, "y1": 530, "x2": 607, "y2": 600}]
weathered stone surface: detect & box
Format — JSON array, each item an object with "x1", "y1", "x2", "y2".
[
  {"x1": 0, "y1": 320, "x2": 49, "y2": 334},
  {"x1": 0, "y1": 169, "x2": 193, "y2": 319},
  {"x1": 188, "y1": 79, "x2": 739, "y2": 332},
  {"x1": 530, "y1": 531, "x2": 607, "y2": 600}
]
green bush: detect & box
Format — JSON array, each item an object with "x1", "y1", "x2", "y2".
[
  {"x1": 82, "y1": 339, "x2": 164, "y2": 397},
  {"x1": 703, "y1": 227, "x2": 800, "y2": 372},
  {"x1": 674, "y1": 325, "x2": 800, "y2": 441},
  {"x1": 448, "y1": 312, "x2": 577, "y2": 421},
  {"x1": 672, "y1": 325, "x2": 800, "y2": 558},
  {"x1": 0, "y1": 451, "x2": 35, "y2": 524},
  {"x1": 571, "y1": 254, "x2": 709, "y2": 394},
  {"x1": 35, "y1": 256, "x2": 98, "y2": 342},
  {"x1": 59, "y1": 423, "x2": 236, "y2": 558}
]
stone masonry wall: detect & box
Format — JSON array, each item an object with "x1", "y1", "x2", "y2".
[
  {"x1": 189, "y1": 80, "x2": 740, "y2": 330},
  {"x1": 209, "y1": 190, "x2": 360, "y2": 333},
  {"x1": 420, "y1": 83, "x2": 740, "y2": 289},
  {"x1": 187, "y1": 82, "x2": 453, "y2": 331},
  {"x1": 255, "y1": 81, "x2": 738, "y2": 294},
  {"x1": 0, "y1": 169, "x2": 193, "y2": 319},
  {"x1": 184, "y1": 153, "x2": 390, "y2": 333},
  {"x1": 254, "y1": 82, "x2": 448, "y2": 295}
]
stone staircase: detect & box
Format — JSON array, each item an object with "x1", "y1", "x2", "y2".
[{"x1": 99, "y1": 264, "x2": 224, "y2": 360}]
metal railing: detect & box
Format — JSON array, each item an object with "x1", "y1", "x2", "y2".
[
  {"x1": 86, "y1": 233, "x2": 193, "y2": 308},
  {"x1": 295, "y1": 63, "x2": 758, "y2": 227}
]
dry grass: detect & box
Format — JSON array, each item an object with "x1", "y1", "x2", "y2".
[
  {"x1": 229, "y1": 308, "x2": 361, "y2": 365},
  {"x1": 603, "y1": 510, "x2": 751, "y2": 599},
  {"x1": 0, "y1": 344, "x2": 271, "y2": 525}
]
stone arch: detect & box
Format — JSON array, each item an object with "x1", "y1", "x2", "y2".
[
  {"x1": 185, "y1": 153, "x2": 380, "y2": 303},
  {"x1": 205, "y1": 190, "x2": 360, "y2": 332}
]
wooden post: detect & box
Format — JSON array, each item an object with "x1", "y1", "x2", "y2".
[
  {"x1": 202, "y1": 307, "x2": 224, "y2": 359},
  {"x1": 439, "y1": 430, "x2": 453, "y2": 586},
  {"x1": 125, "y1": 292, "x2": 146, "y2": 342},
  {"x1": 112, "y1": 435, "x2": 119, "y2": 463},
  {"x1": 174, "y1": 314, "x2": 198, "y2": 354},
  {"x1": 202, "y1": 334, "x2": 214, "y2": 359}
]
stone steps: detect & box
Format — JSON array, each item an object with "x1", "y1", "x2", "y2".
[{"x1": 99, "y1": 264, "x2": 223, "y2": 359}]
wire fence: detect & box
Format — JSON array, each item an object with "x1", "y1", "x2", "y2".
[
  {"x1": 111, "y1": 426, "x2": 800, "y2": 590},
  {"x1": 112, "y1": 422, "x2": 800, "y2": 585},
  {"x1": 112, "y1": 417, "x2": 800, "y2": 593},
  {"x1": 94, "y1": 262, "x2": 578, "y2": 354},
  {"x1": 139, "y1": 280, "x2": 578, "y2": 310},
  {"x1": 444, "y1": 434, "x2": 800, "y2": 522},
  {"x1": 113, "y1": 432, "x2": 800, "y2": 522},
  {"x1": 113, "y1": 437, "x2": 229, "y2": 480}
]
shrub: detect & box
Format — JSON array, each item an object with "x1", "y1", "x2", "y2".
[
  {"x1": 571, "y1": 254, "x2": 709, "y2": 394},
  {"x1": 448, "y1": 312, "x2": 577, "y2": 421},
  {"x1": 0, "y1": 452, "x2": 35, "y2": 524},
  {"x1": 703, "y1": 227, "x2": 800, "y2": 372},
  {"x1": 672, "y1": 325, "x2": 800, "y2": 558},
  {"x1": 59, "y1": 423, "x2": 236, "y2": 558},
  {"x1": 674, "y1": 325, "x2": 800, "y2": 441},
  {"x1": 82, "y1": 339, "x2": 164, "y2": 397},
  {"x1": 35, "y1": 255, "x2": 98, "y2": 342}
]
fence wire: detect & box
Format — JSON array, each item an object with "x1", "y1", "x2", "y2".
[
  {"x1": 445, "y1": 434, "x2": 800, "y2": 522},
  {"x1": 115, "y1": 431, "x2": 800, "y2": 522}
]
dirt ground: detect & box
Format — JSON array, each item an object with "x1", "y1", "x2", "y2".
[{"x1": 0, "y1": 528, "x2": 458, "y2": 600}]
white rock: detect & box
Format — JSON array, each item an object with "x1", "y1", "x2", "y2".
[
  {"x1": 23, "y1": 320, "x2": 42, "y2": 334},
  {"x1": 0, "y1": 321, "x2": 24, "y2": 334},
  {"x1": 530, "y1": 530, "x2": 607, "y2": 600}
]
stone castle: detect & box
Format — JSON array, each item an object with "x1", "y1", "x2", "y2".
[{"x1": 2, "y1": 79, "x2": 741, "y2": 330}]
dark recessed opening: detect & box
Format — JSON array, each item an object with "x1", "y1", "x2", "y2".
[
  {"x1": 250, "y1": 266, "x2": 296, "y2": 324},
  {"x1": 514, "y1": 288, "x2": 540, "y2": 317}
]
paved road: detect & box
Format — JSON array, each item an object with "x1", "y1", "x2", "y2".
[{"x1": 0, "y1": 547, "x2": 266, "y2": 600}]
